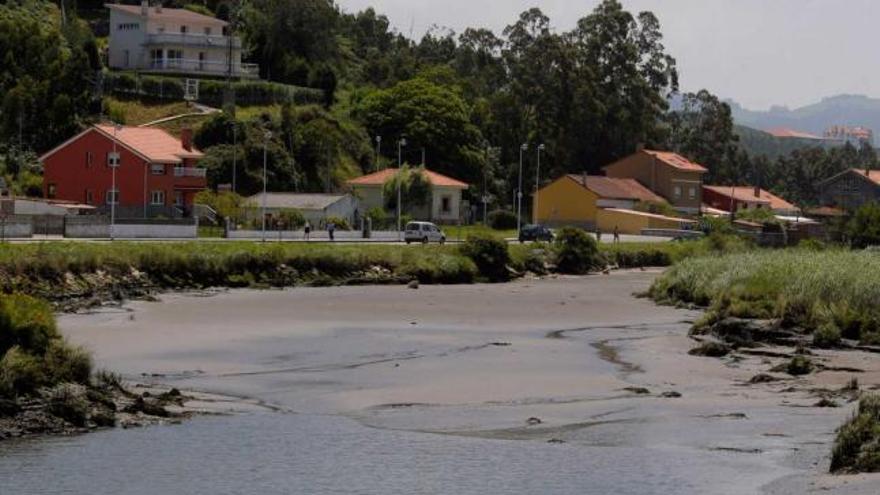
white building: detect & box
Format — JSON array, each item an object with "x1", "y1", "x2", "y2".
[
  {"x1": 244, "y1": 193, "x2": 360, "y2": 227},
  {"x1": 106, "y1": 1, "x2": 257, "y2": 78},
  {"x1": 346, "y1": 168, "x2": 469, "y2": 224}
]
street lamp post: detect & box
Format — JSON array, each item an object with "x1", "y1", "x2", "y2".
[
  {"x1": 517, "y1": 143, "x2": 528, "y2": 236},
  {"x1": 483, "y1": 144, "x2": 490, "y2": 225},
  {"x1": 262, "y1": 130, "x2": 271, "y2": 242},
  {"x1": 110, "y1": 123, "x2": 122, "y2": 240},
  {"x1": 374, "y1": 135, "x2": 381, "y2": 171},
  {"x1": 232, "y1": 122, "x2": 237, "y2": 194},
  {"x1": 534, "y1": 144, "x2": 545, "y2": 224},
  {"x1": 397, "y1": 138, "x2": 407, "y2": 239}
]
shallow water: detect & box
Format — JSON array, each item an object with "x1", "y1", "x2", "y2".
[{"x1": 0, "y1": 412, "x2": 790, "y2": 495}]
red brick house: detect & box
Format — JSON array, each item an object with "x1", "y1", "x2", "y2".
[
  {"x1": 40, "y1": 125, "x2": 207, "y2": 217},
  {"x1": 702, "y1": 185, "x2": 800, "y2": 215}
]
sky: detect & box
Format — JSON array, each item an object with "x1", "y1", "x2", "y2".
[{"x1": 335, "y1": 0, "x2": 879, "y2": 111}]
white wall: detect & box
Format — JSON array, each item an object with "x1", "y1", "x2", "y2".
[
  {"x1": 227, "y1": 230, "x2": 399, "y2": 241},
  {"x1": 108, "y1": 9, "x2": 147, "y2": 69},
  {"x1": 430, "y1": 187, "x2": 463, "y2": 223},
  {"x1": 0, "y1": 217, "x2": 33, "y2": 238},
  {"x1": 111, "y1": 223, "x2": 197, "y2": 239},
  {"x1": 12, "y1": 199, "x2": 70, "y2": 216}
]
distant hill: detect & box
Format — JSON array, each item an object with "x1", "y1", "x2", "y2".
[{"x1": 728, "y1": 94, "x2": 880, "y2": 143}]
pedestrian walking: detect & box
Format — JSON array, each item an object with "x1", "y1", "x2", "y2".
[
  {"x1": 328, "y1": 221, "x2": 336, "y2": 242},
  {"x1": 596, "y1": 228, "x2": 602, "y2": 242},
  {"x1": 613, "y1": 225, "x2": 620, "y2": 244},
  {"x1": 304, "y1": 220, "x2": 311, "y2": 241}
]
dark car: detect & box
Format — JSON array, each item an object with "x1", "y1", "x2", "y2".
[{"x1": 519, "y1": 224, "x2": 554, "y2": 243}]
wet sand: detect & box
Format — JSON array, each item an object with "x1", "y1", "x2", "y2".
[{"x1": 58, "y1": 270, "x2": 880, "y2": 494}]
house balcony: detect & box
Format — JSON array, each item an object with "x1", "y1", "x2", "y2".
[
  {"x1": 147, "y1": 58, "x2": 259, "y2": 78},
  {"x1": 145, "y1": 32, "x2": 243, "y2": 49},
  {"x1": 174, "y1": 167, "x2": 207, "y2": 178},
  {"x1": 173, "y1": 167, "x2": 208, "y2": 191}
]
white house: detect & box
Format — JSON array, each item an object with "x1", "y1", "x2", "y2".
[
  {"x1": 245, "y1": 193, "x2": 359, "y2": 227},
  {"x1": 106, "y1": 1, "x2": 257, "y2": 78},
  {"x1": 346, "y1": 168, "x2": 469, "y2": 224}
]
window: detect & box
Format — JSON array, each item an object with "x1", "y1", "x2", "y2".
[
  {"x1": 106, "y1": 189, "x2": 119, "y2": 205},
  {"x1": 441, "y1": 195, "x2": 451, "y2": 213},
  {"x1": 151, "y1": 190, "x2": 166, "y2": 205},
  {"x1": 47, "y1": 183, "x2": 57, "y2": 199},
  {"x1": 85, "y1": 151, "x2": 93, "y2": 168},
  {"x1": 149, "y1": 49, "x2": 163, "y2": 68},
  {"x1": 174, "y1": 191, "x2": 184, "y2": 207},
  {"x1": 117, "y1": 23, "x2": 139, "y2": 31},
  {"x1": 688, "y1": 186, "x2": 696, "y2": 200},
  {"x1": 180, "y1": 25, "x2": 188, "y2": 34},
  {"x1": 673, "y1": 185, "x2": 682, "y2": 199},
  {"x1": 85, "y1": 190, "x2": 93, "y2": 205},
  {"x1": 151, "y1": 164, "x2": 166, "y2": 175},
  {"x1": 107, "y1": 152, "x2": 120, "y2": 167},
  {"x1": 167, "y1": 49, "x2": 183, "y2": 68},
  {"x1": 204, "y1": 27, "x2": 212, "y2": 35},
  {"x1": 198, "y1": 52, "x2": 206, "y2": 70}
]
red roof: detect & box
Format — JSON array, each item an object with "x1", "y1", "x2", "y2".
[
  {"x1": 806, "y1": 206, "x2": 846, "y2": 217},
  {"x1": 94, "y1": 125, "x2": 203, "y2": 164},
  {"x1": 347, "y1": 168, "x2": 468, "y2": 188},
  {"x1": 766, "y1": 127, "x2": 824, "y2": 140},
  {"x1": 106, "y1": 4, "x2": 227, "y2": 26},
  {"x1": 566, "y1": 175, "x2": 666, "y2": 203},
  {"x1": 852, "y1": 168, "x2": 880, "y2": 186},
  {"x1": 703, "y1": 185, "x2": 798, "y2": 212},
  {"x1": 642, "y1": 150, "x2": 708, "y2": 172}
]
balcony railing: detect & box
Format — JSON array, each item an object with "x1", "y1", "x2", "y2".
[
  {"x1": 148, "y1": 58, "x2": 259, "y2": 78},
  {"x1": 146, "y1": 33, "x2": 242, "y2": 49},
  {"x1": 174, "y1": 167, "x2": 207, "y2": 178}
]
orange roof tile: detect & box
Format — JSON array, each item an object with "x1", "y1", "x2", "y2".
[
  {"x1": 852, "y1": 168, "x2": 880, "y2": 186},
  {"x1": 566, "y1": 175, "x2": 666, "y2": 203},
  {"x1": 642, "y1": 150, "x2": 708, "y2": 173},
  {"x1": 347, "y1": 168, "x2": 468, "y2": 188},
  {"x1": 106, "y1": 4, "x2": 227, "y2": 26},
  {"x1": 94, "y1": 124, "x2": 203, "y2": 164},
  {"x1": 703, "y1": 185, "x2": 798, "y2": 212},
  {"x1": 765, "y1": 127, "x2": 824, "y2": 140}
]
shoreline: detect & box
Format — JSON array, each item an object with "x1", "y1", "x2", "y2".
[{"x1": 8, "y1": 271, "x2": 876, "y2": 493}]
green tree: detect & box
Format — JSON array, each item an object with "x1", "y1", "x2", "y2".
[
  {"x1": 382, "y1": 165, "x2": 431, "y2": 212},
  {"x1": 848, "y1": 203, "x2": 880, "y2": 249},
  {"x1": 666, "y1": 90, "x2": 740, "y2": 183}
]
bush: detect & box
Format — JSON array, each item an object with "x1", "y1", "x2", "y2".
[
  {"x1": 813, "y1": 323, "x2": 842, "y2": 349},
  {"x1": 0, "y1": 347, "x2": 43, "y2": 397},
  {"x1": 848, "y1": 202, "x2": 880, "y2": 249},
  {"x1": 0, "y1": 294, "x2": 59, "y2": 355},
  {"x1": 553, "y1": 227, "x2": 602, "y2": 274},
  {"x1": 459, "y1": 235, "x2": 512, "y2": 282},
  {"x1": 277, "y1": 209, "x2": 306, "y2": 230},
  {"x1": 831, "y1": 394, "x2": 880, "y2": 473},
  {"x1": 43, "y1": 340, "x2": 93, "y2": 385},
  {"x1": 325, "y1": 216, "x2": 351, "y2": 231},
  {"x1": 488, "y1": 210, "x2": 517, "y2": 230},
  {"x1": 785, "y1": 355, "x2": 814, "y2": 376},
  {"x1": 46, "y1": 384, "x2": 89, "y2": 427}
]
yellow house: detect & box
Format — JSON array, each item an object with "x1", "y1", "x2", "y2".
[{"x1": 535, "y1": 174, "x2": 666, "y2": 230}]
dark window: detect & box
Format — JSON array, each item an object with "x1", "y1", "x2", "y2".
[
  {"x1": 180, "y1": 25, "x2": 187, "y2": 34},
  {"x1": 441, "y1": 196, "x2": 451, "y2": 213},
  {"x1": 47, "y1": 183, "x2": 57, "y2": 199},
  {"x1": 86, "y1": 151, "x2": 93, "y2": 168}
]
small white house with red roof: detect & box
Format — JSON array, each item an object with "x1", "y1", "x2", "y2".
[
  {"x1": 40, "y1": 124, "x2": 207, "y2": 218},
  {"x1": 346, "y1": 168, "x2": 468, "y2": 223}
]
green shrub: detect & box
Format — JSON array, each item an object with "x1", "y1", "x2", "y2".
[
  {"x1": 488, "y1": 210, "x2": 517, "y2": 230},
  {"x1": 0, "y1": 347, "x2": 43, "y2": 397},
  {"x1": 43, "y1": 340, "x2": 93, "y2": 385},
  {"x1": 831, "y1": 394, "x2": 880, "y2": 473},
  {"x1": 798, "y1": 238, "x2": 828, "y2": 251},
  {"x1": 325, "y1": 216, "x2": 351, "y2": 231},
  {"x1": 459, "y1": 235, "x2": 511, "y2": 282},
  {"x1": 553, "y1": 227, "x2": 602, "y2": 274},
  {"x1": 0, "y1": 294, "x2": 59, "y2": 355},
  {"x1": 848, "y1": 203, "x2": 880, "y2": 249},
  {"x1": 277, "y1": 209, "x2": 306, "y2": 230},
  {"x1": 813, "y1": 323, "x2": 842, "y2": 349},
  {"x1": 785, "y1": 355, "x2": 814, "y2": 376}
]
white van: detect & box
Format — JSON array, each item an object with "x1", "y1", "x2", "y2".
[{"x1": 404, "y1": 221, "x2": 446, "y2": 244}]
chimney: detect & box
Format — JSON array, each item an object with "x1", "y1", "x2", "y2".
[
  {"x1": 181, "y1": 128, "x2": 193, "y2": 152},
  {"x1": 140, "y1": 0, "x2": 148, "y2": 15},
  {"x1": 754, "y1": 185, "x2": 761, "y2": 198}
]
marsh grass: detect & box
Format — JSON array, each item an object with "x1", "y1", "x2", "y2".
[
  {"x1": 831, "y1": 394, "x2": 880, "y2": 473},
  {"x1": 650, "y1": 248, "x2": 880, "y2": 343}
]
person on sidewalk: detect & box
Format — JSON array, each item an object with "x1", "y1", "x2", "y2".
[
  {"x1": 304, "y1": 221, "x2": 311, "y2": 241},
  {"x1": 328, "y1": 221, "x2": 336, "y2": 242},
  {"x1": 613, "y1": 225, "x2": 620, "y2": 244}
]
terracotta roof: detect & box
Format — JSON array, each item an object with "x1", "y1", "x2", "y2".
[
  {"x1": 346, "y1": 168, "x2": 468, "y2": 188},
  {"x1": 852, "y1": 168, "x2": 880, "y2": 186},
  {"x1": 566, "y1": 175, "x2": 666, "y2": 203},
  {"x1": 766, "y1": 127, "x2": 824, "y2": 140},
  {"x1": 703, "y1": 185, "x2": 798, "y2": 212},
  {"x1": 641, "y1": 150, "x2": 708, "y2": 173},
  {"x1": 805, "y1": 206, "x2": 846, "y2": 217},
  {"x1": 95, "y1": 124, "x2": 203, "y2": 164},
  {"x1": 106, "y1": 4, "x2": 227, "y2": 26}
]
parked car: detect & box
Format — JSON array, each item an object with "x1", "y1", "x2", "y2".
[
  {"x1": 519, "y1": 224, "x2": 555, "y2": 243},
  {"x1": 404, "y1": 221, "x2": 446, "y2": 244}
]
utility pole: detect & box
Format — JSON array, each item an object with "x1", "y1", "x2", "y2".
[
  {"x1": 374, "y1": 135, "x2": 381, "y2": 171},
  {"x1": 397, "y1": 138, "x2": 407, "y2": 239},
  {"x1": 231, "y1": 122, "x2": 237, "y2": 193},
  {"x1": 534, "y1": 144, "x2": 544, "y2": 224},
  {"x1": 517, "y1": 143, "x2": 528, "y2": 236},
  {"x1": 262, "y1": 130, "x2": 271, "y2": 242}
]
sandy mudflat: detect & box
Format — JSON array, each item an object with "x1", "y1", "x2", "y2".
[{"x1": 59, "y1": 270, "x2": 880, "y2": 495}]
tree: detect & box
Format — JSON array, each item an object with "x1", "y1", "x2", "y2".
[
  {"x1": 848, "y1": 203, "x2": 880, "y2": 249},
  {"x1": 665, "y1": 90, "x2": 740, "y2": 183},
  {"x1": 355, "y1": 77, "x2": 485, "y2": 183},
  {"x1": 382, "y1": 165, "x2": 431, "y2": 212}
]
